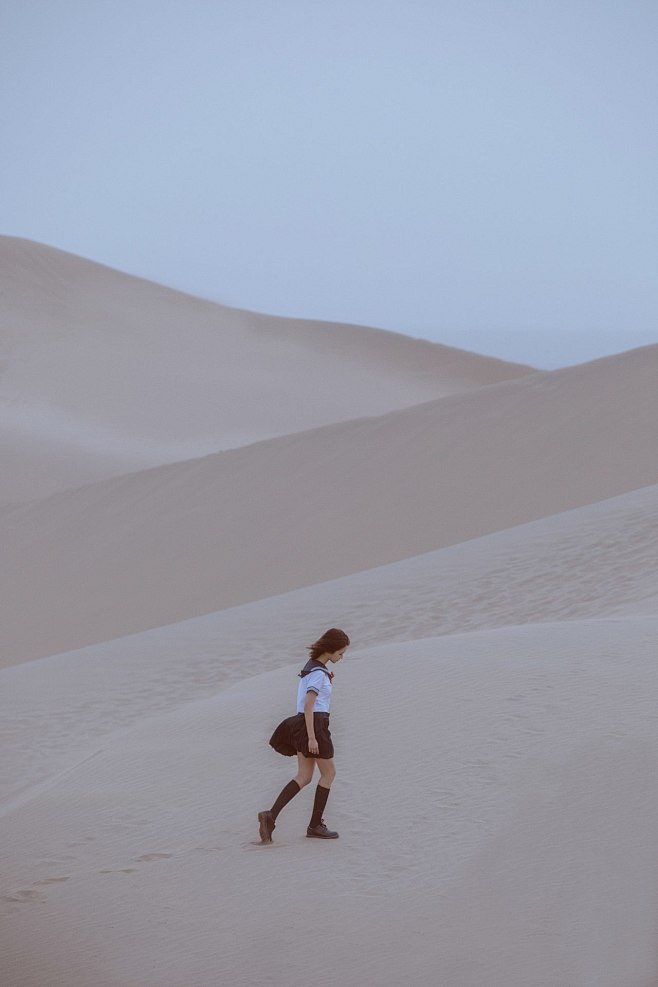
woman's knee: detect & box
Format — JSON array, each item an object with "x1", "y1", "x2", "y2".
[
  {"x1": 318, "y1": 761, "x2": 336, "y2": 785},
  {"x1": 294, "y1": 772, "x2": 313, "y2": 789}
]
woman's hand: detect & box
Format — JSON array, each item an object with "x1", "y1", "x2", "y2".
[{"x1": 308, "y1": 737, "x2": 319, "y2": 755}]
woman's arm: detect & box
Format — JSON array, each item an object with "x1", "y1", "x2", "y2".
[{"x1": 304, "y1": 690, "x2": 319, "y2": 755}]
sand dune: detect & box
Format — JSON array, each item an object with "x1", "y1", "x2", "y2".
[
  {"x1": 2, "y1": 620, "x2": 657, "y2": 987},
  {"x1": 1, "y1": 343, "x2": 656, "y2": 663},
  {"x1": 2, "y1": 239, "x2": 657, "y2": 987},
  {"x1": 0, "y1": 237, "x2": 533, "y2": 506},
  {"x1": 2, "y1": 482, "x2": 656, "y2": 805},
  {"x1": 0, "y1": 422, "x2": 146, "y2": 511}
]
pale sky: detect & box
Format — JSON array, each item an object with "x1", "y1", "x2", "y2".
[{"x1": 2, "y1": 0, "x2": 657, "y2": 368}]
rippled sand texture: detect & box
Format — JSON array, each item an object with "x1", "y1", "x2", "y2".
[{"x1": 1, "y1": 239, "x2": 657, "y2": 987}]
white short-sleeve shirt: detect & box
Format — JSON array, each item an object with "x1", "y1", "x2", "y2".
[{"x1": 296, "y1": 667, "x2": 332, "y2": 713}]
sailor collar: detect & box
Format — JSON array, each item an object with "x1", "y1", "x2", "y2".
[{"x1": 299, "y1": 658, "x2": 334, "y2": 682}]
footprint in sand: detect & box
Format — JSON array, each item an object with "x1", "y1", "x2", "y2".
[
  {"x1": 242, "y1": 839, "x2": 286, "y2": 849},
  {"x1": 97, "y1": 853, "x2": 172, "y2": 875},
  {"x1": 2, "y1": 889, "x2": 45, "y2": 904},
  {"x1": 66, "y1": 836, "x2": 96, "y2": 849}
]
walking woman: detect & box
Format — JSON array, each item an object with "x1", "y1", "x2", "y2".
[{"x1": 258, "y1": 628, "x2": 349, "y2": 842}]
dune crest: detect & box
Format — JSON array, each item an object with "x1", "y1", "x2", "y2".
[
  {"x1": 2, "y1": 239, "x2": 657, "y2": 987},
  {"x1": 1, "y1": 342, "x2": 656, "y2": 663},
  {"x1": 0, "y1": 236, "x2": 534, "y2": 506},
  {"x1": 2, "y1": 482, "x2": 656, "y2": 804}
]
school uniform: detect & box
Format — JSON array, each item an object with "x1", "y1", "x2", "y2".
[
  {"x1": 269, "y1": 658, "x2": 335, "y2": 759},
  {"x1": 260, "y1": 651, "x2": 343, "y2": 842}
]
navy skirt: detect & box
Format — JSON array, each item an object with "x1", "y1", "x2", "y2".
[{"x1": 269, "y1": 712, "x2": 334, "y2": 759}]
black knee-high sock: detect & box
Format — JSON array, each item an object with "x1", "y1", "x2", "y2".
[
  {"x1": 309, "y1": 784, "x2": 330, "y2": 828},
  {"x1": 270, "y1": 780, "x2": 301, "y2": 820}
]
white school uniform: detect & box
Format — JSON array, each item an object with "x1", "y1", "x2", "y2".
[{"x1": 296, "y1": 667, "x2": 332, "y2": 713}]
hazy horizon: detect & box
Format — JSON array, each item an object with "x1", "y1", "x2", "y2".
[{"x1": 2, "y1": 0, "x2": 657, "y2": 369}]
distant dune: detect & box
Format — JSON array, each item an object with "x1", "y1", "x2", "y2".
[
  {"x1": 1, "y1": 240, "x2": 656, "y2": 987},
  {"x1": 1, "y1": 342, "x2": 656, "y2": 663},
  {"x1": 0, "y1": 236, "x2": 534, "y2": 506}
]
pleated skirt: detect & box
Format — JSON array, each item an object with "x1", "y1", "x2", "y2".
[{"x1": 269, "y1": 711, "x2": 334, "y2": 759}]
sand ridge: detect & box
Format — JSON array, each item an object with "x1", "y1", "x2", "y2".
[
  {"x1": 0, "y1": 236, "x2": 534, "y2": 507},
  {"x1": 1, "y1": 240, "x2": 657, "y2": 987},
  {"x1": 2, "y1": 482, "x2": 656, "y2": 811},
  {"x1": 1, "y1": 342, "x2": 656, "y2": 663}
]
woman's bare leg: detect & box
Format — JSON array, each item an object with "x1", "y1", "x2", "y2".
[
  {"x1": 316, "y1": 757, "x2": 336, "y2": 789},
  {"x1": 293, "y1": 752, "x2": 316, "y2": 790}
]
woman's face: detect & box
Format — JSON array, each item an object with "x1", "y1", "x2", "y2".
[{"x1": 328, "y1": 648, "x2": 347, "y2": 664}]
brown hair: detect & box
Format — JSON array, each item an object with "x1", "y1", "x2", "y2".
[{"x1": 307, "y1": 628, "x2": 350, "y2": 661}]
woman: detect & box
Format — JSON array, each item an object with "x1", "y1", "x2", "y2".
[{"x1": 258, "y1": 628, "x2": 349, "y2": 843}]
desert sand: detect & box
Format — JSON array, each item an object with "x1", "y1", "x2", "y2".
[
  {"x1": 0, "y1": 236, "x2": 532, "y2": 508},
  {"x1": 1, "y1": 240, "x2": 657, "y2": 987}
]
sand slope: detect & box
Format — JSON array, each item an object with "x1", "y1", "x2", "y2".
[
  {"x1": 2, "y1": 621, "x2": 657, "y2": 987},
  {"x1": 2, "y1": 240, "x2": 657, "y2": 987},
  {"x1": 2, "y1": 481, "x2": 656, "y2": 804},
  {"x1": 0, "y1": 237, "x2": 533, "y2": 506},
  {"x1": 1, "y1": 343, "x2": 656, "y2": 663}
]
